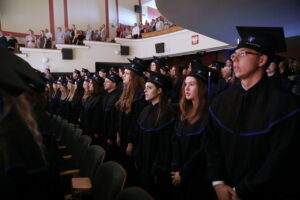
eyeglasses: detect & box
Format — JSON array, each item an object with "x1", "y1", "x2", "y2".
[{"x1": 230, "y1": 51, "x2": 262, "y2": 60}]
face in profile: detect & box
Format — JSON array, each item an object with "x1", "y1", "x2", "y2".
[
  {"x1": 184, "y1": 76, "x2": 198, "y2": 101},
  {"x1": 144, "y1": 82, "x2": 161, "y2": 101},
  {"x1": 104, "y1": 78, "x2": 115, "y2": 91},
  {"x1": 123, "y1": 69, "x2": 131, "y2": 84}
]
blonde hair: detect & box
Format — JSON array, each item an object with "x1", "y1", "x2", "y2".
[{"x1": 67, "y1": 82, "x2": 76, "y2": 101}]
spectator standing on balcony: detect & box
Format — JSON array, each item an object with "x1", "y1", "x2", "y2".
[
  {"x1": 55, "y1": 27, "x2": 65, "y2": 45},
  {"x1": 44, "y1": 28, "x2": 52, "y2": 48},
  {"x1": 25, "y1": 29, "x2": 37, "y2": 48},
  {"x1": 7, "y1": 33, "x2": 18, "y2": 52},
  {"x1": 150, "y1": 19, "x2": 156, "y2": 32},
  {"x1": 155, "y1": 17, "x2": 164, "y2": 31},
  {"x1": 85, "y1": 24, "x2": 93, "y2": 41},
  {"x1": 132, "y1": 23, "x2": 140, "y2": 39},
  {"x1": 64, "y1": 27, "x2": 72, "y2": 44},
  {"x1": 144, "y1": 20, "x2": 150, "y2": 32},
  {"x1": 0, "y1": 31, "x2": 8, "y2": 48},
  {"x1": 37, "y1": 30, "x2": 47, "y2": 48},
  {"x1": 70, "y1": 24, "x2": 77, "y2": 42},
  {"x1": 100, "y1": 24, "x2": 106, "y2": 41}
]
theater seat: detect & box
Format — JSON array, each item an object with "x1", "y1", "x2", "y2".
[{"x1": 115, "y1": 186, "x2": 154, "y2": 200}]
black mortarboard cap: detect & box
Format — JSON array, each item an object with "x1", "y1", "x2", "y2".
[
  {"x1": 92, "y1": 76, "x2": 104, "y2": 85},
  {"x1": 211, "y1": 60, "x2": 224, "y2": 69},
  {"x1": 57, "y1": 79, "x2": 68, "y2": 87},
  {"x1": 153, "y1": 56, "x2": 166, "y2": 69},
  {"x1": 188, "y1": 66, "x2": 218, "y2": 84},
  {"x1": 126, "y1": 59, "x2": 146, "y2": 76},
  {"x1": 99, "y1": 68, "x2": 108, "y2": 73},
  {"x1": 68, "y1": 79, "x2": 75, "y2": 84},
  {"x1": 75, "y1": 77, "x2": 83, "y2": 84},
  {"x1": 236, "y1": 26, "x2": 287, "y2": 55},
  {"x1": 132, "y1": 57, "x2": 147, "y2": 68},
  {"x1": 81, "y1": 68, "x2": 89, "y2": 73},
  {"x1": 107, "y1": 73, "x2": 123, "y2": 84},
  {"x1": 110, "y1": 66, "x2": 119, "y2": 73},
  {"x1": 147, "y1": 72, "x2": 173, "y2": 96},
  {"x1": 74, "y1": 69, "x2": 80, "y2": 74},
  {"x1": 0, "y1": 48, "x2": 45, "y2": 95}
]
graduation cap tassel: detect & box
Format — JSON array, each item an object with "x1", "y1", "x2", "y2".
[{"x1": 208, "y1": 70, "x2": 212, "y2": 101}]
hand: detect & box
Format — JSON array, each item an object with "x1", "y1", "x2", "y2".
[
  {"x1": 116, "y1": 132, "x2": 121, "y2": 147},
  {"x1": 126, "y1": 143, "x2": 133, "y2": 156},
  {"x1": 214, "y1": 184, "x2": 236, "y2": 200},
  {"x1": 170, "y1": 171, "x2": 181, "y2": 186},
  {"x1": 107, "y1": 139, "x2": 112, "y2": 145}
]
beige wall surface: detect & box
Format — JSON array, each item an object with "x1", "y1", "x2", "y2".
[
  {"x1": 67, "y1": 0, "x2": 105, "y2": 31},
  {"x1": 0, "y1": 0, "x2": 50, "y2": 34},
  {"x1": 109, "y1": 0, "x2": 117, "y2": 40},
  {"x1": 53, "y1": 0, "x2": 64, "y2": 30},
  {"x1": 118, "y1": 0, "x2": 139, "y2": 26}
]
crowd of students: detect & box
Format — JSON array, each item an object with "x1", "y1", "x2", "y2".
[{"x1": 1, "y1": 26, "x2": 300, "y2": 200}]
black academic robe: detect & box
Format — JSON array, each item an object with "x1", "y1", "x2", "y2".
[
  {"x1": 171, "y1": 78, "x2": 183, "y2": 103},
  {"x1": 172, "y1": 117, "x2": 215, "y2": 200},
  {"x1": 79, "y1": 94, "x2": 103, "y2": 136},
  {"x1": 102, "y1": 89, "x2": 122, "y2": 143},
  {"x1": 0, "y1": 107, "x2": 52, "y2": 200},
  {"x1": 57, "y1": 98, "x2": 69, "y2": 119},
  {"x1": 116, "y1": 91, "x2": 148, "y2": 151},
  {"x1": 48, "y1": 91, "x2": 61, "y2": 115},
  {"x1": 204, "y1": 76, "x2": 300, "y2": 199},
  {"x1": 135, "y1": 103, "x2": 175, "y2": 198},
  {"x1": 69, "y1": 97, "x2": 82, "y2": 125}
]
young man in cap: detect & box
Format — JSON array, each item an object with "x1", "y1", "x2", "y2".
[
  {"x1": 204, "y1": 27, "x2": 300, "y2": 200},
  {"x1": 102, "y1": 73, "x2": 123, "y2": 159}
]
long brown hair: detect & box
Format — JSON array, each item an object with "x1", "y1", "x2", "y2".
[
  {"x1": 179, "y1": 77, "x2": 208, "y2": 124},
  {"x1": 116, "y1": 70, "x2": 145, "y2": 114}
]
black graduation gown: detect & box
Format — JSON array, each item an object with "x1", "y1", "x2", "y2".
[
  {"x1": 49, "y1": 91, "x2": 61, "y2": 115},
  {"x1": 102, "y1": 89, "x2": 122, "y2": 151},
  {"x1": 204, "y1": 76, "x2": 300, "y2": 199},
  {"x1": 135, "y1": 103, "x2": 175, "y2": 198},
  {"x1": 79, "y1": 94, "x2": 103, "y2": 136},
  {"x1": 69, "y1": 98, "x2": 82, "y2": 125},
  {"x1": 171, "y1": 78, "x2": 183, "y2": 103},
  {"x1": 0, "y1": 108, "x2": 53, "y2": 200},
  {"x1": 116, "y1": 91, "x2": 148, "y2": 151},
  {"x1": 57, "y1": 98, "x2": 69, "y2": 119},
  {"x1": 172, "y1": 117, "x2": 215, "y2": 200}
]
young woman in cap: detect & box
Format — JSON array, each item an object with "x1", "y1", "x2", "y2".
[
  {"x1": 171, "y1": 68, "x2": 215, "y2": 200},
  {"x1": 135, "y1": 72, "x2": 175, "y2": 200},
  {"x1": 115, "y1": 61, "x2": 147, "y2": 185},
  {"x1": 57, "y1": 80, "x2": 69, "y2": 119},
  {"x1": 69, "y1": 78, "x2": 84, "y2": 126}
]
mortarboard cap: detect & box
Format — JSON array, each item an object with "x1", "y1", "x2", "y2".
[
  {"x1": 74, "y1": 69, "x2": 80, "y2": 74},
  {"x1": 81, "y1": 68, "x2": 89, "y2": 73},
  {"x1": 68, "y1": 79, "x2": 75, "y2": 84},
  {"x1": 153, "y1": 56, "x2": 166, "y2": 69},
  {"x1": 236, "y1": 26, "x2": 287, "y2": 55},
  {"x1": 107, "y1": 73, "x2": 123, "y2": 84},
  {"x1": 147, "y1": 72, "x2": 173, "y2": 96},
  {"x1": 109, "y1": 66, "x2": 119, "y2": 73},
  {"x1": 0, "y1": 48, "x2": 45, "y2": 95},
  {"x1": 99, "y1": 68, "x2": 108, "y2": 73},
  {"x1": 188, "y1": 66, "x2": 219, "y2": 84},
  {"x1": 126, "y1": 59, "x2": 146, "y2": 76}
]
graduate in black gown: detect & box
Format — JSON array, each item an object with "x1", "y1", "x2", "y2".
[
  {"x1": 0, "y1": 49, "x2": 54, "y2": 199},
  {"x1": 56, "y1": 80, "x2": 69, "y2": 119},
  {"x1": 115, "y1": 60, "x2": 148, "y2": 185},
  {"x1": 135, "y1": 72, "x2": 175, "y2": 199},
  {"x1": 171, "y1": 68, "x2": 216, "y2": 200},
  {"x1": 103, "y1": 74, "x2": 122, "y2": 160},
  {"x1": 204, "y1": 27, "x2": 300, "y2": 200},
  {"x1": 80, "y1": 77, "x2": 103, "y2": 141},
  {"x1": 170, "y1": 64, "x2": 184, "y2": 104},
  {"x1": 69, "y1": 78, "x2": 84, "y2": 126}
]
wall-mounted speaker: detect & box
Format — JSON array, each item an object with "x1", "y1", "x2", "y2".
[
  {"x1": 155, "y1": 43, "x2": 165, "y2": 53},
  {"x1": 120, "y1": 46, "x2": 129, "y2": 55},
  {"x1": 61, "y1": 48, "x2": 73, "y2": 60},
  {"x1": 134, "y1": 5, "x2": 141, "y2": 13}
]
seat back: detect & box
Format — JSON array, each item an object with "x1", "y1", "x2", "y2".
[
  {"x1": 79, "y1": 145, "x2": 106, "y2": 182},
  {"x1": 92, "y1": 161, "x2": 126, "y2": 200},
  {"x1": 115, "y1": 186, "x2": 154, "y2": 200}
]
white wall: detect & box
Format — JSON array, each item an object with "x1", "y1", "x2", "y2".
[
  {"x1": 118, "y1": 0, "x2": 139, "y2": 26},
  {"x1": 115, "y1": 29, "x2": 231, "y2": 59},
  {"x1": 19, "y1": 30, "x2": 231, "y2": 72},
  {"x1": 0, "y1": 0, "x2": 50, "y2": 34},
  {"x1": 68, "y1": 0, "x2": 105, "y2": 31},
  {"x1": 109, "y1": 0, "x2": 118, "y2": 40},
  {"x1": 53, "y1": 0, "x2": 64, "y2": 30}
]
